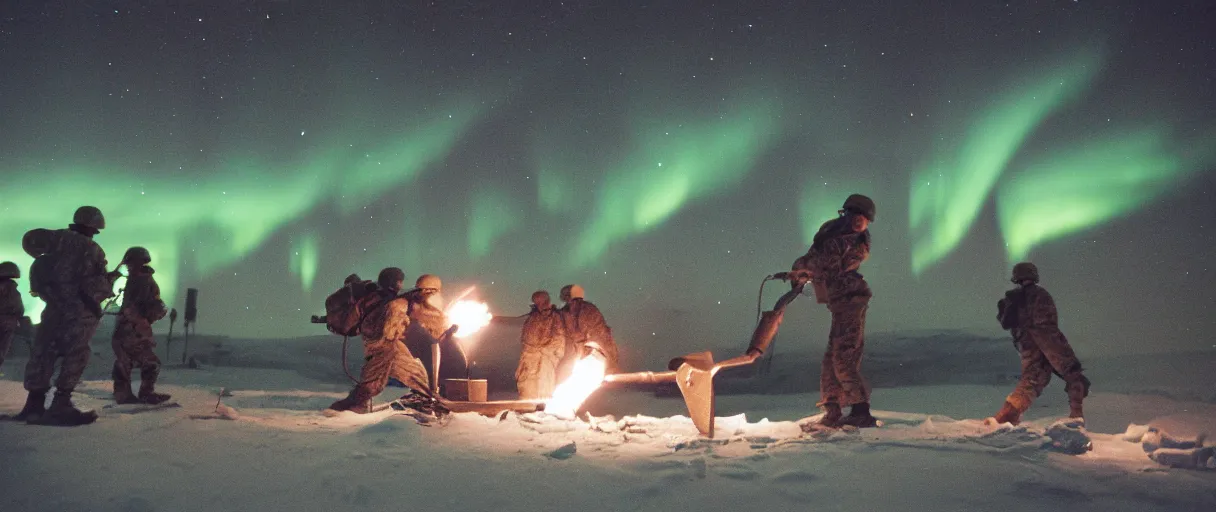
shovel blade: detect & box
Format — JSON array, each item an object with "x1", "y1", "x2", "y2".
[
  {"x1": 673, "y1": 354, "x2": 760, "y2": 438},
  {"x1": 676, "y1": 363, "x2": 718, "y2": 438}
]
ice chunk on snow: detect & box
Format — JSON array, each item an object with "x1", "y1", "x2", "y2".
[
  {"x1": 1044, "y1": 418, "x2": 1092, "y2": 455},
  {"x1": 545, "y1": 442, "x2": 577, "y2": 460},
  {"x1": 1149, "y1": 446, "x2": 1216, "y2": 470}
]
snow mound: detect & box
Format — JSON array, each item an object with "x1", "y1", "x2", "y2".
[{"x1": 1117, "y1": 423, "x2": 1215, "y2": 471}]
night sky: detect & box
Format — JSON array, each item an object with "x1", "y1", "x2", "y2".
[{"x1": 1, "y1": 1, "x2": 1213, "y2": 359}]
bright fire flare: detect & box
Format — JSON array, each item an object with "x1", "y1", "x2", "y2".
[
  {"x1": 446, "y1": 300, "x2": 492, "y2": 339},
  {"x1": 545, "y1": 351, "x2": 608, "y2": 419}
]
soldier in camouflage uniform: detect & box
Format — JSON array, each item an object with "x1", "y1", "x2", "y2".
[
  {"x1": 328, "y1": 268, "x2": 432, "y2": 413},
  {"x1": 557, "y1": 284, "x2": 619, "y2": 378},
  {"x1": 16, "y1": 206, "x2": 121, "y2": 426},
  {"x1": 989, "y1": 262, "x2": 1090, "y2": 425},
  {"x1": 0, "y1": 261, "x2": 25, "y2": 372},
  {"x1": 493, "y1": 290, "x2": 567, "y2": 399},
  {"x1": 406, "y1": 274, "x2": 450, "y2": 340},
  {"x1": 110, "y1": 247, "x2": 171, "y2": 405},
  {"x1": 403, "y1": 274, "x2": 464, "y2": 394},
  {"x1": 788, "y1": 194, "x2": 877, "y2": 428}
]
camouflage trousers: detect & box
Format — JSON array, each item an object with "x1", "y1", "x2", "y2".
[
  {"x1": 24, "y1": 301, "x2": 100, "y2": 393},
  {"x1": 1007, "y1": 328, "x2": 1087, "y2": 413},
  {"x1": 353, "y1": 339, "x2": 431, "y2": 402},
  {"x1": 0, "y1": 318, "x2": 17, "y2": 369},
  {"x1": 516, "y1": 346, "x2": 563, "y2": 400},
  {"x1": 819, "y1": 302, "x2": 871, "y2": 407},
  {"x1": 111, "y1": 318, "x2": 161, "y2": 392}
]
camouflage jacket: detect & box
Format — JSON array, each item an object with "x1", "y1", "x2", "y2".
[
  {"x1": 792, "y1": 214, "x2": 871, "y2": 279},
  {"x1": 118, "y1": 266, "x2": 168, "y2": 325},
  {"x1": 560, "y1": 299, "x2": 618, "y2": 366},
  {"x1": 406, "y1": 291, "x2": 450, "y2": 339},
  {"x1": 26, "y1": 227, "x2": 116, "y2": 306},
  {"x1": 0, "y1": 279, "x2": 23, "y2": 322},
  {"x1": 521, "y1": 305, "x2": 566, "y2": 353},
  {"x1": 359, "y1": 292, "x2": 412, "y2": 346},
  {"x1": 997, "y1": 284, "x2": 1059, "y2": 332}
]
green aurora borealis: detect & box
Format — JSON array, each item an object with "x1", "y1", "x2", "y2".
[{"x1": 1, "y1": 2, "x2": 1214, "y2": 355}]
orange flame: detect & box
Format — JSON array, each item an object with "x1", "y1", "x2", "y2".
[
  {"x1": 446, "y1": 300, "x2": 492, "y2": 339},
  {"x1": 545, "y1": 349, "x2": 608, "y2": 419}
]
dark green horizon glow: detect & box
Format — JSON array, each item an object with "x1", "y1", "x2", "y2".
[
  {"x1": 996, "y1": 128, "x2": 1216, "y2": 261},
  {"x1": 565, "y1": 103, "x2": 783, "y2": 267},
  {"x1": 908, "y1": 50, "x2": 1104, "y2": 276}
]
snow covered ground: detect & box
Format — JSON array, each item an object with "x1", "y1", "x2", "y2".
[{"x1": 1, "y1": 330, "x2": 1214, "y2": 512}]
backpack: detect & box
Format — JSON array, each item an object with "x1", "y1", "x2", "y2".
[
  {"x1": 323, "y1": 280, "x2": 378, "y2": 336},
  {"x1": 997, "y1": 290, "x2": 1024, "y2": 330},
  {"x1": 23, "y1": 228, "x2": 57, "y2": 298}
]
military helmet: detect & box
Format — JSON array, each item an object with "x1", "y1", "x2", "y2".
[
  {"x1": 1012, "y1": 262, "x2": 1039, "y2": 283},
  {"x1": 377, "y1": 267, "x2": 406, "y2": 291},
  {"x1": 842, "y1": 194, "x2": 875, "y2": 222},
  {"x1": 73, "y1": 206, "x2": 106, "y2": 230},
  {"x1": 560, "y1": 284, "x2": 585, "y2": 302},
  {"x1": 122, "y1": 246, "x2": 152, "y2": 266},
  {"x1": 415, "y1": 274, "x2": 442, "y2": 291},
  {"x1": 0, "y1": 261, "x2": 19, "y2": 279}
]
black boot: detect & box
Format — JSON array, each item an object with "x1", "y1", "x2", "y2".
[
  {"x1": 840, "y1": 402, "x2": 878, "y2": 428},
  {"x1": 328, "y1": 391, "x2": 372, "y2": 414},
  {"x1": 819, "y1": 403, "x2": 843, "y2": 427},
  {"x1": 33, "y1": 390, "x2": 98, "y2": 426},
  {"x1": 137, "y1": 366, "x2": 171, "y2": 405},
  {"x1": 14, "y1": 389, "x2": 48, "y2": 422},
  {"x1": 113, "y1": 366, "x2": 140, "y2": 404},
  {"x1": 990, "y1": 400, "x2": 1022, "y2": 426},
  {"x1": 114, "y1": 383, "x2": 141, "y2": 404}
]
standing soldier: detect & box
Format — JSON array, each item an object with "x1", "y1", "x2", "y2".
[
  {"x1": 785, "y1": 194, "x2": 877, "y2": 428},
  {"x1": 327, "y1": 267, "x2": 432, "y2": 413},
  {"x1": 110, "y1": 247, "x2": 171, "y2": 405},
  {"x1": 0, "y1": 261, "x2": 24, "y2": 373},
  {"x1": 493, "y1": 290, "x2": 567, "y2": 399},
  {"x1": 989, "y1": 262, "x2": 1090, "y2": 425},
  {"x1": 557, "y1": 284, "x2": 619, "y2": 377},
  {"x1": 405, "y1": 274, "x2": 464, "y2": 392},
  {"x1": 16, "y1": 206, "x2": 120, "y2": 425},
  {"x1": 407, "y1": 274, "x2": 449, "y2": 340}
]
